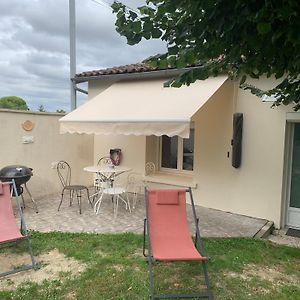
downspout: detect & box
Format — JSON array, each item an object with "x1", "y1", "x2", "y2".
[{"x1": 69, "y1": 0, "x2": 77, "y2": 110}]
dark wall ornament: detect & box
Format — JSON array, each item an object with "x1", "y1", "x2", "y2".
[{"x1": 231, "y1": 113, "x2": 243, "y2": 168}]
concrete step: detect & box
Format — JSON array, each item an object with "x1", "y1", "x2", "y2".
[{"x1": 254, "y1": 221, "x2": 274, "y2": 239}]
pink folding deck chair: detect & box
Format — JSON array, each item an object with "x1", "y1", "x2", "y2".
[
  {"x1": 0, "y1": 180, "x2": 36, "y2": 277},
  {"x1": 143, "y1": 188, "x2": 212, "y2": 299}
]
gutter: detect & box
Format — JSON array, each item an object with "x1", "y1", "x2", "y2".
[{"x1": 72, "y1": 66, "x2": 202, "y2": 84}]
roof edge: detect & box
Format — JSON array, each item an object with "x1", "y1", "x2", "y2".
[{"x1": 73, "y1": 66, "x2": 201, "y2": 83}]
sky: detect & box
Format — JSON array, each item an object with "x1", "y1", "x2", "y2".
[{"x1": 0, "y1": 0, "x2": 166, "y2": 112}]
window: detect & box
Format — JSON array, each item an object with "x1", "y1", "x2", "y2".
[{"x1": 160, "y1": 128, "x2": 194, "y2": 172}]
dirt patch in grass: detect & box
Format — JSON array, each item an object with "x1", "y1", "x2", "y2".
[
  {"x1": 112, "y1": 264, "x2": 125, "y2": 272},
  {"x1": 131, "y1": 248, "x2": 144, "y2": 258},
  {"x1": 226, "y1": 264, "x2": 300, "y2": 291},
  {"x1": 0, "y1": 249, "x2": 86, "y2": 290},
  {"x1": 95, "y1": 249, "x2": 108, "y2": 257}
]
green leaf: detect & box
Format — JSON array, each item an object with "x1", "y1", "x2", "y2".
[
  {"x1": 152, "y1": 28, "x2": 162, "y2": 38},
  {"x1": 127, "y1": 34, "x2": 142, "y2": 45},
  {"x1": 143, "y1": 32, "x2": 151, "y2": 40},
  {"x1": 257, "y1": 23, "x2": 271, "y2": 35},
  {"x1": 131, "y1": 21, "x2": 142, "y2": 33},
  {"x1": 176, "y1": 57, "x2": 186, "y2": 69},
  {"x1": 157, "y1": 59, "x2": 168, "y2": 69},
  {"x1": 240, "y1": 75, "x2": 247, "y2": 85},
  {"x1": 170, "y1": 80, "x2": 182, "y2": 88}
]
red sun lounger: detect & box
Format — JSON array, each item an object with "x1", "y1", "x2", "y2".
[
  {"x1": 143, "y1": 188, "x2": 212, "y2": 299},
  {"x1": 0, "y1": 180, "x2": 36, "y2": 277}
]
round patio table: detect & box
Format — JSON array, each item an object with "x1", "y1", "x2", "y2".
[
  {"x1": 84, "y1": 165, "x2": 132, "y2": 213},
  {"x1": 84, "y1": 165, "x2": 132, "y2": 181}
]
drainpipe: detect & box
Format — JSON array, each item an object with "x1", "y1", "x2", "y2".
[{"x1": 69, "y1": 0, "x2": 76, "y2": 111}]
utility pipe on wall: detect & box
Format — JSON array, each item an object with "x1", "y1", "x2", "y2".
[{"x1": 69, "y1": 0, "x2": 77, "y2": 111}]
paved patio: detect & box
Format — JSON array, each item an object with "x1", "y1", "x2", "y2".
[{"x1": 20, "y1": 190, "x2": 268, "y2": 237}]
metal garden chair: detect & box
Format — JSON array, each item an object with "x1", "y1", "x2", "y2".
[
  {"x1": 94, "y1": 172, "x2": 131, "y2": 218},
  {"x1": 57, "y1": 161, "x2": 91, "y2": 214},
  {"x1": 91, "y1": 156, "x2": 114, "y2": 201},
  {"x1": 143, "y1": 188, "x2": 212, "y2": 299},
  {"x1": 127, "y1": 172, "x2": 145, "y2": 209}
]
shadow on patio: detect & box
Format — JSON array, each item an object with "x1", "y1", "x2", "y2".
[{"x1": 20, "y1": 190, "x2": 268, "y2": 238}]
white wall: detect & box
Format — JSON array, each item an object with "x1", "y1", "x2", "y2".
[{"x1": 0, "y1": 110, "x2": 94, "y2": 197}]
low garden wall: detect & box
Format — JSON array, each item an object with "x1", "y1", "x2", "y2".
[{"x1": 0, "y1": 109, "x2": 94, "y2": 198}]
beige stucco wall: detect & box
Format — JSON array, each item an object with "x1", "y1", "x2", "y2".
[
  {"x1": 191, "y1": 80, "x2": 234, "y2": 211},
  {"x1": 89, "y1": 79, "x2": 146, "y2": 185},
  {"x1": 93, "y1": 135, "x2": 146, "y2": 186},
  {"x1": 88, "y1": 76, "x2": 293, "y2": 227},
  {"x1": 88, "y1": 79, "x2": 117, "y2": 99},
  {"x1": 144, "y1": 77, "x2": 291, "y2": 227},
  {"x1": 0, "y1": 110, "x2": 93, "y2": 198},
  {"x1": 230, "y1": 79, "x2": 292, "y2": 227}
]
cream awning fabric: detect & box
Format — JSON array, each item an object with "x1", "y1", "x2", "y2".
[{"x1": 60, "y1": 75, "x2": 228, "y2": 138}]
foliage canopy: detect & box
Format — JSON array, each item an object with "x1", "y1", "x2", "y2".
[
  {"x1": 0, "y1": 96, "x2": 29, "y2": 111},
  {"x1": 112, "y1": 0, "x2": 300, "y2": 110}
]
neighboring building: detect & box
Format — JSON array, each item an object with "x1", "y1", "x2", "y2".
[{"x1": 60, "y1": 63, "x2": 300, "y2": 229}]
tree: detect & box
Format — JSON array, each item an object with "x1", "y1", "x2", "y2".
[
  {"x1": 56, "y1": 109, "x2": 66, "y2": 113},
  {"x1": 112, "y1": 1, "x2": 300, "y2": 110},
  {"x1": 0, "y1": 96, "x2": 29, "y2": 110},
  {"x1": 38, "y1": 105, "x2": 46, "y2": 112}
]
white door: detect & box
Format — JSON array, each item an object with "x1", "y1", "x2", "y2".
[{"x1": 287, "y1": 123, "x2": 300, "y2": 228}]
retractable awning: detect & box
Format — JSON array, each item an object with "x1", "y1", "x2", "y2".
[{"x1": 60, "y1": 75, "x2": 227, "y2": 138}]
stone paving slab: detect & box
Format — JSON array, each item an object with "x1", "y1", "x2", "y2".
[{"x1": 20, "y1": 191, "x2": 267, "y2": 237}]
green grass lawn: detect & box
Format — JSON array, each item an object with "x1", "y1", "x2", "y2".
[{"x1": 0, "y1": 232, "x2": 300, "y2": 300}]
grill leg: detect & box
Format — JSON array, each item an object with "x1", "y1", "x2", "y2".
[
  {"x1": 24, "y1": 183, "x2": 38, "y2": 213},
  {"x1": 21, "y1": 194, "x2": 25, "y2": 211}
]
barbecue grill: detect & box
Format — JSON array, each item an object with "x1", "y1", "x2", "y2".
[
  {"x1": 0, "y1": 165, "x2": 33, "y2": 195},
  {"x1": 0, "y1": 165, "x2": 38, "y2": 212}
]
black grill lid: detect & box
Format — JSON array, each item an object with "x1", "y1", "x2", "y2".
[{"x1": 0, "y1": 165, "x2": 33, "y2": 179}]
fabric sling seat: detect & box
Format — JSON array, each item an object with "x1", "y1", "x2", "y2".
[
  {"x1": 0, "y1": 180, "x2": 36, "y2": 277},
  {"x1": 144, "y1": 188, "x2": 212, "y2": 299}
]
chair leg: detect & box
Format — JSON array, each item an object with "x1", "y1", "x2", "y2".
[
  {"x1": 0, "y1": 237, "x2": 37, "y2": 278},
  {"x1": 114, "y1": 195, "x2": 119, "y2": 219},
  {"x1": 27, "y1": 237, "x2": 37, "y2": 270},
  {"x1": 148, "y1": 255, "x2": 155, "y2": 299},
  {"x1": 86, "y1": 188, "x2": 92, "y2": 207},
  {"x1": 94, "y1": 192, "x2": 104, "y2": 214},
  {"x1": 69, "y1": 190, "x2": 73, "y2": 206},
  {"x1": 118, "y1": 194, "x2": 131, "y2": 213},
  {"x1": 76, "y1": 190, "x2": 82, "y2": 214},
  {"x1": 202, "y1": 260, "x2": 212, "y2": 299},
  {"x1": 126, "y1": 192, "x2": 131, "y2": 213},
  {"x1": 58, "y1": 189, "x2": 65, "y2": 211},
  {"x1": 133, "y1": 191, "x2": 138, "y2": 209},
  {"x1": 143, "y1": 218, "x2": 147, "y2": 257}
]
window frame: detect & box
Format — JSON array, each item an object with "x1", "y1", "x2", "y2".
[{"x1": 159, "y1": 126, "x2": 195, "y2": 175}]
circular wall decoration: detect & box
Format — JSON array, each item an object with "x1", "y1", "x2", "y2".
[{"x1": 22, "y1": 120, "x2": 35, "y2": 131}]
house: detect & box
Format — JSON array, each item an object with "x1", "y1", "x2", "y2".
[{"x1": 60, "y1": 63, "x2": 300, "y2": 230}]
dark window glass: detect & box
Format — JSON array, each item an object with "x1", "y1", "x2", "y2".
[
  {"x1": 183, "y1": 128, "x2": 194, "y2": 171},
  {"x1": 161, "y1": 135, "x2": 178, "y2": 169},
  {"x1": 290, "y1": 123, "x2": 300, "y2": 208}
]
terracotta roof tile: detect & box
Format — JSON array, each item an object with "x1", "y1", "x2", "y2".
[{"x1": 75, "y1": 63, "x2": 167, "y2": 78}]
